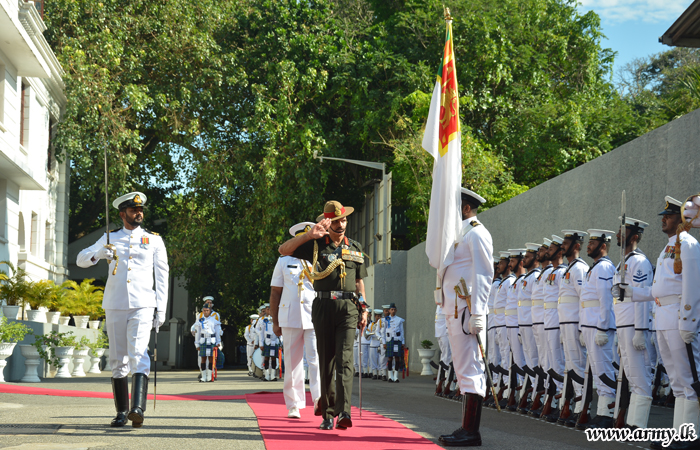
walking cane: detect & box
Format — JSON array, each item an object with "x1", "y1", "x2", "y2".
[
  {"x1": 153, "y1": 315, "x2": 157, "y2": 410},
  {"x1": 358, "y1": 325, "x2": 363, "y2": 419}
]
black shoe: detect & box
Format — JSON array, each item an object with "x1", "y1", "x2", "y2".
[
  {"x1": 438, "y1": 393, "x2": 482, "y2": 447},
  {"x1": 382, "y1": 376, "x2": 388, "y2": 381},
  {"x1": 544, "y1": 409, "x2": 560, "y2": 423},
  {"x1": 110, "y1": 377, "x2": 129, "y2": 427},
  {"x1": 319, "y1": 418, "x2": 334, "y2": 430},
  {"x1": 577, "y1": 414, "x2": 613, "y2": 430},
  {"x1": 354, "y1": 372, "x2": 359, "y2": 378},
  {"x1": 272, "y1": 378, "x2": 278, "y2": 382},
  {"x1": 305, "y1": 379, "x2": 310, "y2": 384},
  {"x1": 564, "y1": 412, "x2": 580, "y2": 427},
  {"x1": 336, "y1": 412, "x2": 352, "y2": 429},
  {"x1": 372, "y1": 375, "x2": 378, "y2": 380},
  {"x1": 395, "y1": 378, "x2": 400, "y2": 383},
  {"x1": 127, "y1": 373, "x2": 148, "y2": 428},
  {"x1": 528, "y1": 406, "x2": 543, "y2": 417}
]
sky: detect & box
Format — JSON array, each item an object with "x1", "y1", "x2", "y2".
[{"x1": 578, "y1": 0, "x2": 695, "y2": 82}]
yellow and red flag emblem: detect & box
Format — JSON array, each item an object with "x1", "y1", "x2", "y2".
[{"x1": 437, "y1": 25, "x2": 459, "y2": 156}]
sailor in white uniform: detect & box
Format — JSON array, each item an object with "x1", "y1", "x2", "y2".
[
  {"x1": 379, "y1": 304, "x2": 391, "y2": 381},
  {"x1": 517, "y1": 243, "x2": 543, "y2": 412},
  {"x1": 437, "y1": 188, "x2": 493, "y2": 447},
  {"x1": 505, "y1": 248, "x2": 527, "y2": 410},
  {"x1": 76, "y1": 192, "x2": 169, "y2": 428},
  {"x1": 384, "y1": 303, "x2": 405, "y2": 383},
  {"x1": 194, "y1": 305, "x2": 221, "y2": 382},
  {"x1": 245, "y1": 314, "x2": 259, "y2": 375},
  {"x1": 576, "y1": 229, "x2": 617, "y2": 429},
  {"x1": 269, "y1": 222, "x2": 321, "y2": 418},
  {"x1": 485, "y1": 260, "x2": 503, "y2": 405},
  {"x1": 625, "y1": 197, "x2": 700, "y2": 449},
  {"x1": 368, "y1": 310, "x2": 384, "y2": 379},
  {"x1": 528, "y1": 239, "x2": 553, "y2": 417},
  {"x1": 494, "y1": 251, "x2": 514, "y2": 404}
]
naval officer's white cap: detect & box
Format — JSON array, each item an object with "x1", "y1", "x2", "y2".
[
  {"x1": 113, "y1": 192, "x2": 147, "y2": 210},
  {"x1": 373, "y1": 309, "x2": 383, "y2": 314},
  {"x1": 619, "y1": 217, "x2": 649, "y2": 232},
  {"x1": 499, "y1": 251, "x2": 511, "y2": 260},
  {"x1": 551, "y1": 235, "x2": 564, "y2": 245},
  {"x1": 587, "y1": 229, "x2": 615, "y2": 242},
  {"x1": 289, "y1": 222, "x2": 316, "y2": 237},
  {"x1": 460, "y1": 188, "x2": 487, "y2": 205},
  {"x1": 562, "y1": 230, "x2": 588, "y2": 241},
  {"x1": 250, "y1": 314, "x2": 259, "y2": 319},
  {"x1": 382, "y1": 304, "x2": 391, "y2": 309},
  {"x1": 525, "y1": 243, "x2": 540, "y2": 253},
  {"x1": 203, "y1": 296, "x2": 214, "y2": 302},
  {"x1": 509, "y1": 249, "x2": 526, "y2": 257},
  {"x1": 541, "y1": 238, "x2": 552, "y2": 248}
]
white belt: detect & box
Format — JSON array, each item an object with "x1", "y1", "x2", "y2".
[
  {"x1": 558, "y1": 296, "x2": 578, "y2": 304},
  {"x1": 656, "y1": 295, "x2": 681, "y2": 306},
  {"x1": 544, "y1": 302, "x2": 558, "y2": 310},
  {"x1": 494, "y1": 308, "x2": 506, "y2": 314},
  {"x1": 505, "y1": 309, "x2": 517, "y2": 316},
  {"x1": 532, "y1": 300, "x2": 544, "y2": 306},
  {"x1": 518, "y1": 300, "x2": 532, "y2": 307},
  {"x1": 581, "y1": 300, "x2": 600, "y2": 308}
]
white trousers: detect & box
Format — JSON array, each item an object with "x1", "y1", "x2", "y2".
[
  {"x1": 246, "y1": 344, "x2": 254, "y2": 369},
  {"x1": 438, "y1": 335, "x2": 452, "y2": 365},
  {"x1": 370, "y1": 346, "x2": 380, "y2": 371},
  {"x1": 533, "y1": 324, "x2": 547, "y2": 371},
  {"x1": 353, "y1": 344, "x2": 370, "y2": 372},
  {"x1": 445, "y1": 310, "x2": 486, "y2": 397},
  {"x1": 487, "y1": 328, "x2": 500, "y2": 367},
  {"x1": 281, "y1": 327, "x2": 321, "y2": 410},
  {"x1": 658, "y1": 329, "x2": 700, "y2": 401},
  {"x1": 545, "y1": 328, "x2": 565, "y2": 390},
  {"x1": 618, "y1": 327, "x2": 652, "y2": 397},
  {"x1": 560, "y1": 323, "x2": 586, "y2": 398},
  {"x1": 520, "y1": 326, "x2": 539, "y2": 370},
  {"x1": 497, "y1": 327, "x2": 511, "y2": 384},
  {"x1": 581, "y1": 327, "x2": 616, "y2": 397},
  {"x1": 105, "y1": 308, "x2": 154, "y2": 378}
]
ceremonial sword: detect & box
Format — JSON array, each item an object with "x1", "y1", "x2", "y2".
[
  {"x1": 99, "y1": 107, "x2": 119, "y2": 274},
  {"x1": 619, "y1": 190, "x2": 626, "y2": 301},
  {"x1": 457, "y1": 278, "x2": 501, "y2": 412}
]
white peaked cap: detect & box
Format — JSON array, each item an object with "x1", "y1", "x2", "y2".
[
  {"x1": 562, "y1": 230, "x2": 588, "y2": 240},
  {"x1": 542, "y1": 238, "x2": 552, "y2": 247},
  {"x1": 289, "y1": 222, "x2": 316, "y2": 237},
  {"x1": 587, "y1": 229, "x2": 615, "y2": 241},
  {"x1": 551, "y1": 235, "x2": 564, "y2": 245},
  {"x1": 525, "y1": 243, "x2": 540, "y2": 252},
  {"x1": 373, "y1": 309, "x2": 383, "y2": 314},
  {"x1": 509, "y1": 249, "x2": 526, "y2": 257},
  {"x1": 499, "y1": 251, "x2": 511, "y2": 260},
  {"x1": 250, "y1": 314, "x2": 259, "y2": 319},
  {"x1": 460, "y1": 188, "x2": 487, "y2": 205},
  {"x1": 618, "y1": 216, "x2": 649, "y2": 229}
]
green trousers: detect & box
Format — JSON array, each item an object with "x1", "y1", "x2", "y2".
[{"x1": 312, "y1": 297, "x2": 359, "y2": 420}]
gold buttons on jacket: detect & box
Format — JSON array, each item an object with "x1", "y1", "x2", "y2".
[
  {"x1": 129, "y1": 256, "x2": 133, "y2": 259},
  {"x1": 127, "y1": 280, "x2": 131, "y2": 283},
  {"x1": 130, "y1": 245, "x2": 133, "y2": 248}
]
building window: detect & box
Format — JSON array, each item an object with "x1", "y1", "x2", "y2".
[
  {"x1": 47, "y1": 118, "x2": 54, "y2": 171},
  {"x1": 18, "y1": 212, "x2": 25, "y2": 253},
  {"x1": 26, "y1": 0, "x2": 44, "y2": 18},
  {"x1": 44, "y1": 221, "x2": 52, "y2": 262},
  {"x1": 30, "y1": 212, "x2": 38, "y2": 256}
]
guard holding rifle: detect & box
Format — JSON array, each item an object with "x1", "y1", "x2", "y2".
[
  {"x1": 76, "y1": 192, "x2": 169, "y2": 429},
  {"x1": 279, "y1": 201, "x2": 369, "y2": 431}
]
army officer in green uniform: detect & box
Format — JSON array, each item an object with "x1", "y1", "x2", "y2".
[{"x1": 279, "y1": 200, "x2": 369, "y2": 431}]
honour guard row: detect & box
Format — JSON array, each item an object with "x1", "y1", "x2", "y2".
[
  {"x1": 433, "y1": 190, "x2": 700, "y2": 449},
  {"x1": 358, "y1": 303, "x2": 406, "y2": 382}
]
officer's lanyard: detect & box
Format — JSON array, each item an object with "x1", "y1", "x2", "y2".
[{"x1": 586, "y1": 256, "x2": 611, "y2": 278}]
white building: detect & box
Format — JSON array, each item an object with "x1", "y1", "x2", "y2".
[{"x1": 0, "y1": 0, "x2": 68, "y2": 282}]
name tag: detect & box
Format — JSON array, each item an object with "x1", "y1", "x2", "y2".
[{"x1": 287, "y1": 265, "x2": 298, "y2": 268}]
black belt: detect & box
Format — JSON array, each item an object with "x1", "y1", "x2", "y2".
[{"x1": 316, "y1": 291, "x2": 356, "y2": 299}]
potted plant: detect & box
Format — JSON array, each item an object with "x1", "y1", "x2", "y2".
[
  {"x1": 417, "y1": 339, "x2": 436, "y2": 376},
  {"x1": 88, "y1": 304, "x2": 104, "y2": 330},
  {"x1": 87, "y1": 329, "x2": 108, "y2": 374},
  {"x1": 0, "y1": 316, "x2": 31, "y2": 382},
  {"x1": 25, "y1": 280, "x2": 57, "y2": 323},
  {"x1": 60, "y1": 279, "x2": 104, "y2": 329},
  {"x1": 32, "y1": 330, "x2": 77, "y2": 378},
  {"x1": 72, "y1": 336, "x2": 91, "y2": 377},
  {"x1": 0, "y1": 261, "x2": 31, "y2": 320}
]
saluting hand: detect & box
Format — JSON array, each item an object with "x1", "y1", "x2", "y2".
[{"x1": 308, "y1": 219, "x2": 331, "y2": 239}]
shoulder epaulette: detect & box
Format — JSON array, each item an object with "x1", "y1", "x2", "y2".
[
  {"x1": 108, "y1": 228, "x2": 122, "y2": 233},
  {"x1": 143, "y1": 229, "x2": 160, "y2": 236},
  {"x1": 470, "y1": 220, "x2": 481, "y2": 227}
]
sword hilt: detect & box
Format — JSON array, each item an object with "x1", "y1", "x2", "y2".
[{"x1": 104, "y1": 244, "x2": 119, "y2": 275}]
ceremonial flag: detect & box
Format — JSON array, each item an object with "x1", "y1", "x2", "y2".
[{"x1": 423, "y1": 14, "x2": 462, "y2": 281}]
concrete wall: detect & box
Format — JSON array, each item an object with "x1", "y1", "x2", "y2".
[{"x1": 371, "y1": 107, "x2": 700, "y2": 374}]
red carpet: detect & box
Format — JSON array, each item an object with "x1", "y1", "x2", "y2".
[
  {"x1": 245, "y1": 392, "x2": 442, "y2": 450},
  {"x1": 0, "y1": 384, "x2": 246, "y2": 401}
]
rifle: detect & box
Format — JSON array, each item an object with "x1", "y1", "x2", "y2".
[
  {"x1": 435, "y1": 361, "x2": 447, "y2": 395},
  {"x1": 517, "y1": 365, "x2": 536, "y2": 412},
  {"x1": 686, "y1": 343, "x2": 700, "y2": 408},
  {"x1": 613, "y1": 365, "x2": 630, "y2": 428},
  {"x1": 528, "y1": 366, "x2": 546, "y2": 413},
  {"x1": 576, "y1": 357, "x2": 593, "y2": 428},
  {"x1": 561, "y1": 369, "x2": 584, "y2": 423},
  {"x1": 652, "y1": 364, "x2": 666, "y2": 403},
  {"x1": 506, "y1": 352, "x2": 517, "y2": 409},
  {"x1": 442, "y1": 363, "x2": 455, "y2": 398},
  {"x1": 540, "y1": 370, "x2": 559, "y2": 418}
]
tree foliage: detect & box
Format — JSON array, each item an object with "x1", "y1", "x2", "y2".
[{"x1": 47, "y1": 0, "x2": 656, "y2": 329}]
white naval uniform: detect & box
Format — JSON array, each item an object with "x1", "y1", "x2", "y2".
[
  {"x1": 518, "y1": 268, "x2": 542, "y2": 376},
  {"x1": 558, "y1": 257, "x2": 588, "y2": 406},
  {"x1": 271, "y1": 255, "x2": 321, "y2": 410},
  {"x1": 385, "y1": 315, "x2": 405, "y2": 371},
  {"x1": 194, "y1": 315, "x2": 221, "y2": 356},
  {"x1": 532, "y1": 265, "x2": 552, "y2": 380},
  {"x1": 506, "y1": 274, "x2": 526, "y2": 382},
  {"x1": 436, "y1": 305, "x2": 452, "y2": 367},
  {"x1": 244, "y1": 323, "x2": 255, "y2": 371},
  {"x1": 632, "y1": 232, "x2": 700, "y2": 409},
  {"x1": 354, "y1": 328, "x2": 371, "y2": 373},
  {"x1": 440, "y1": 217, "x2": 494, "y2": 397},
  {"x1": 614, "y1": 250, "x2": 654, "y2": 399},
  {"x1": 494, "y1": 274, "x2": 514, "y2": 379},
  {"x1": 368, "y1": 319, "x2": 383, "y2": 372},
  {"x1": 543, "y1": 264, "x2": 567, "y2": 391},
  {"x1": 378, "y1": 316, "x2": 388, "y2": 374},
  {"x1": 487, "y1": 278, "x2": 502, "y2": 380},
  {"x1": 579, "y1": 256, "x2": 616, "y2": 405},
  {"x1": 76, "y1": 227, "x2": 169, "y2": 378}
]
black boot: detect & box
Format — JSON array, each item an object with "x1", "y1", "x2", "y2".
[
  {"x1": 439, "y1": 393, "x2": 482, "y2": 447},
  {"x1": 110, "y1": 377, "x2": 129, "y2": 427},
  {"x1": 127, "y1": 373, "x2": 149, "y2": 428}
]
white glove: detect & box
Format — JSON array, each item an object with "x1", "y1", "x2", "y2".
[
  {"x1": 579, "y1": 331, "x2": 586, "y2": 348},
  {"x1": 611, "y1": 283, "x2": 629, "y2": 299},
  {"x1": 153, "y1": 310, "x2": 166, "y2": 332},
  {"x1": 633, "y1": 330, "x2": 646, "y2": 350},
  {"x1": 680, "y1": 330, "x2": 697, "y2": 344},
  {"x1": 595, "y1": 330, "x2": 609, "y2": 346},
  {"x1": 95, "y1": 246, "x2": 116, "y2": 261},
  {"x1": 468, "y1": 314, "x2": 485, "y2": 335}
]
